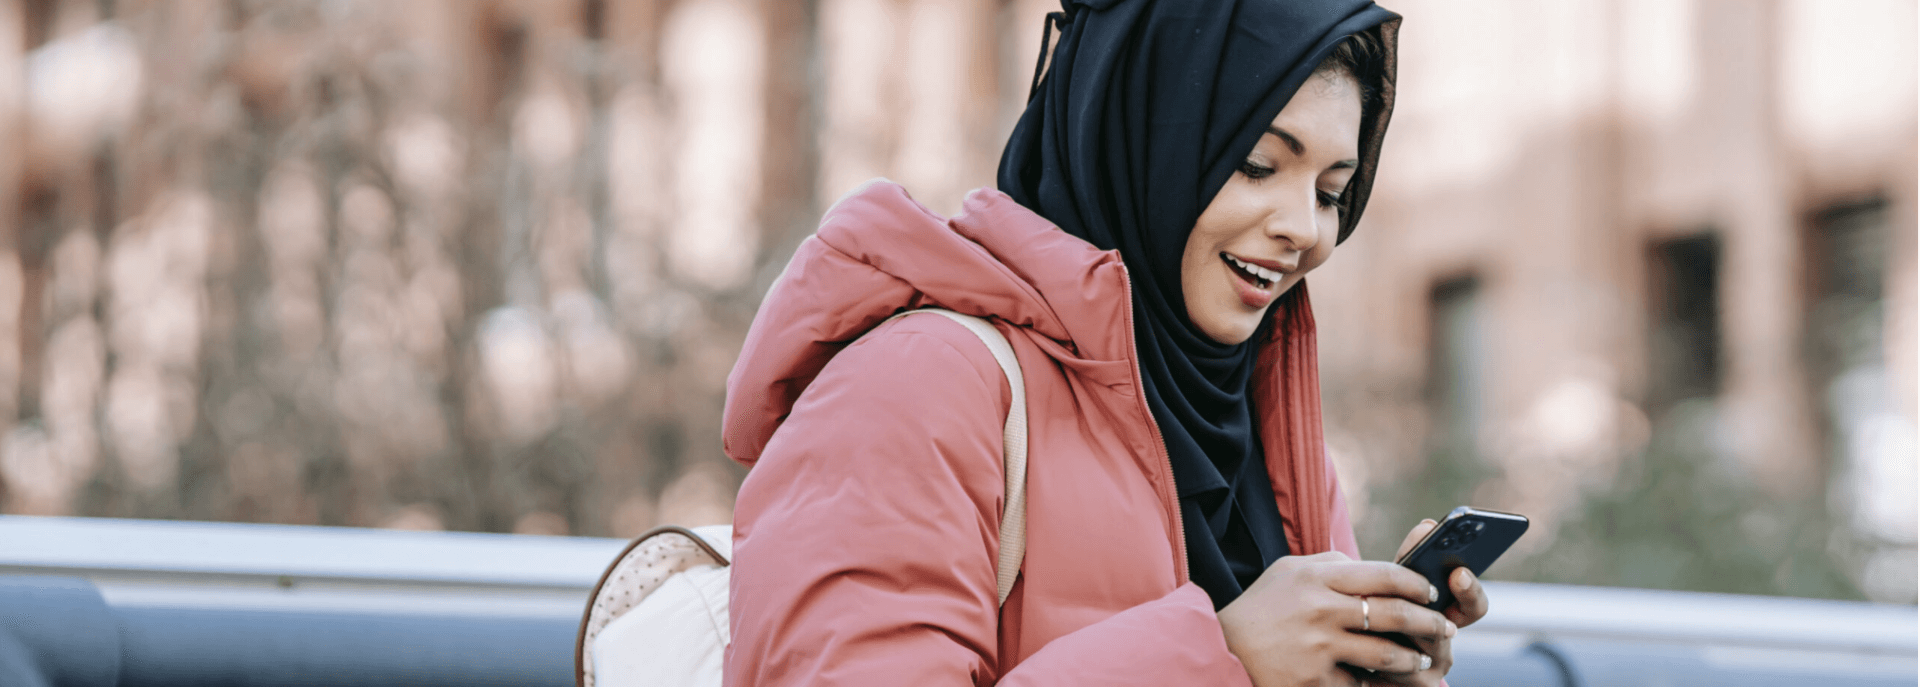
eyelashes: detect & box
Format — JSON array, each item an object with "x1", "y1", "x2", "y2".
[
  {"x1": 1238, "y1": 159, "x2": 1343, "y2": 209},
  {"x1": 1238, "y1": 160, "x2": 1275, "y2": 180}
]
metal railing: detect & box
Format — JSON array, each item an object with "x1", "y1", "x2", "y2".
[{"x1": 1, "y1": 515, "x2": 1913, "y2": 686}]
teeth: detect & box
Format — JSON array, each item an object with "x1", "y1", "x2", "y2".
[{"x1": 1226, "y1": 254, "x2": 1284, "y2": 283}]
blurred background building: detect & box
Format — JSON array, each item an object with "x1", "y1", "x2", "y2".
[{"x1": 0, "y1": 0, "x2": 1912, "y2": 603}]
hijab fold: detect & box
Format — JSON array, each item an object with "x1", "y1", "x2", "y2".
[{"x1": 997, "y1": 0, "x2": 1399, "y2": 610}]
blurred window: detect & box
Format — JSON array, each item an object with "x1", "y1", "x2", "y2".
[
  {"x1": 1427, "y1": 275, "x2": 1485, "y2": 462},
  {"x1": 1807, "y1": 199, "x2": 1889, "y2": 440},
  {"x1": 23, "y1": 0, "x2": 56, "y2": 50},
  {"x1": 1646, "y1": 233, "x2": 1722, "y2": 415},
  {"x1": 1806, "y1": 199, "x2": 1914, "y2": 560}
]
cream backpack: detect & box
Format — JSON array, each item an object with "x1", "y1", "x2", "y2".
[{"x1": 575, "y1": 309, "x2": 1032, "y2": 687}]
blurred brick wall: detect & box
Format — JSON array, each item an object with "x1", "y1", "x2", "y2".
[{"x1": 0, "y1": 0, "x2": 1912, "y2": 599}]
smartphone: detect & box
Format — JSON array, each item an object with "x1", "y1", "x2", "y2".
[{"x1": 1395, "y1": 506, "x2": 1529, "y2": 612}]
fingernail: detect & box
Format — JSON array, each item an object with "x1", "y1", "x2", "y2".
[
  {"x1": 1428, "y1": 584, "x2": 1439, "y2": 603},
  {"x1": 1419, "y1": 654, "x2": 1432, "y2": 671},
  {"x1": 1421, "y1": 518, "x2": 1436, "y2": 526},
  {"x1": 1446, "y1": 621, "x2": 1457, "y2": 638},
  {"x1": 1461, "y1": 569, "x2": 1477, "y2": 586}
]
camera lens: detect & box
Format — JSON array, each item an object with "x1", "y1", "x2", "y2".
[{"x1": 1437, "y1": 536, "x2": 1456, "y2": 549}]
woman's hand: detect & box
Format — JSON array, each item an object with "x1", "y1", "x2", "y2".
[
  {"x1": 1362, "y1": 519, "x2": 1494, "y2": 685},
  {"x1": 1394, "y1": 519, "x2": 1491, "y2": 629},
  {"x1": 1217, "y1": 550, "x2": 1456, "y2": 687}
]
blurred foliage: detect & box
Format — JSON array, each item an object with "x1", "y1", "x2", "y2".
[
  {"x1": 1523, "y1": 443, "x2": 1862, "y2": 600},
  {"x1": 0, "y1": 0, "x2": 775, "y2": 537},
  {"x1": 1369, "y1": 416, "x2": 1868, "y2": 602},
  {"x1": 1360, "y1": 446, "x2": 1497, "y2": 564}
]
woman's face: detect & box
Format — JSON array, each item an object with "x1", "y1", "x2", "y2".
[{"x1": 1181, "y1": 72, "x2": 1361, "y2": 345}]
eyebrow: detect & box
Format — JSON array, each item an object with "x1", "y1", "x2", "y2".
[{"x1": 1266, "y1": 125, "x2": 1359, "y2": 170}]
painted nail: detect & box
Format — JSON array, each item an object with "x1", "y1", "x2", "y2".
[
  {"x1": 1428, "y1": 584, "x2": 1439, "y2": 603},
  {"x1": 1419, "y1": 654, "x2": 1433, "y2": 671}
]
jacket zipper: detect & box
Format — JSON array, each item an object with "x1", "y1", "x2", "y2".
[{"x1": 1116, "y1": 263, "x2": 1188, "y2": 585}]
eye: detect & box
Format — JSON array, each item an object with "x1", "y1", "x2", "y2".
[
  {"x1": 1238, "y1": 160, "x2": 1275, "y2": 180},
  {"x1": 1316, "y1": 190, "x2": 1341, "y2": 209}
]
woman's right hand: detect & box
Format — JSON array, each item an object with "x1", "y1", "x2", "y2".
[{"x1": 1217, "y1": 551, "x2": 1456, "y2": 687}]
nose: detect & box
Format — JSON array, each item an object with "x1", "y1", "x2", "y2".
[{"x1": 1262, "y1": 183, "x2": 1324, "y2": 254}]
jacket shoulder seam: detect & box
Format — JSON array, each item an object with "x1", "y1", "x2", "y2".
[{"x1": 847, "y1": 316, "x2": 1013, "y2": 413}]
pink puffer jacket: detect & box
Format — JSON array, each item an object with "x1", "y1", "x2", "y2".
[{"x1": 722, "y1": 180, "x2": 1361, "y2": 686}]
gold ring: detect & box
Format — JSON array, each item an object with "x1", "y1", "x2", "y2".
[{"x1": 1360, "y1": 596, "x2": 1370, "y2": 632}]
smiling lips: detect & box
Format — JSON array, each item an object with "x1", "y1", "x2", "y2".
[{"x1": 1221, "y1": 252, "x2": 1289, "y2": 308}]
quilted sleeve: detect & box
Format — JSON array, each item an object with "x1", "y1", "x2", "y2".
[
  {"x1": 723, "y1": 316, "x2": 1253, "y2": 687},
  {"x1": 724, "y1": 316, "x2": 1014, "y2": 686}
]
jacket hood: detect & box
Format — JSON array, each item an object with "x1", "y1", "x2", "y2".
[
  {"x1": 725, "y1": 179, "x2": 1338, "y2": 557},
  {"x1": 723, "y1": 180, "x2": 1136, "y2": 468}
]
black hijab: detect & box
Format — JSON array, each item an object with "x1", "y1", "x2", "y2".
[{"x1": 997, "y1": 0, "x2": 1398, "y2": 610}]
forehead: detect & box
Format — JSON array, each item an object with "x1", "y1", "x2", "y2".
[{"x1": 1269, "y1": 73, "x2": 1362, "y2": 157}]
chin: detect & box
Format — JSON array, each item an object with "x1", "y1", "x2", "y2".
[{"x1": 1196, "y1": 316, "x2": 1263, "y2": 346}]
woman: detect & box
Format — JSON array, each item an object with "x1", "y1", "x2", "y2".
[{"x1": 721, "y1": 1, "x2": 1487, "y2": 685}]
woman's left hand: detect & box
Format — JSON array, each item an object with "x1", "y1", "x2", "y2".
[{"x1": 1360, "y1": 519, "x2": 1493, "y2": 686}]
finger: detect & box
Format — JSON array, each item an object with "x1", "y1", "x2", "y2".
[
  {"x1": 1318, "y1": 561, "x2": 1438, "y2": 605},
  {"x1": 1334, "y1": 632, "x2": 1430, "y2": 676},
  {"x1": 1350, "y1": 596, "x2": 1454, "y2": 643},
  {"x1": 1394, "y1": 519, "x2": 1437, "y2": 561},
  {"x1": 1331, "y1": 665, "x2": 1367, "y2": 687},
  {"x1": 1280, "y1": 550, "x2": 1352, "y2": 568},
  {"x1": 1445, "y1": 567, "x2": 1489, "y2": 628},
  {"x1": 1366, "y1": 638, "x2": 1450, "y2": 687},
  {"x1": 1315, "y1": 549, "x2": 1354, "y2": 562},
  {"x1": 1400, "y1": 626, "x2": 1450, "y2": 662},
  {"x1": 1386, "y1": 636, "x2": 1452, "y2": 685},
  {"x1": 1269, "y1": 549, "x2": 1353, "y2": 576},
  {"x1": 1357, "y1": 669, "x2": 1428, "y2": 687}
]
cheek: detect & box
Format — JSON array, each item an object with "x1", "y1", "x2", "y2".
[
  {"x1": 1180, "y1": 229, "x2": 1213, "y2": 272},
  {"x1": 1273, "y1": 242, "x2": 1338, "y2": 296},
  {"x1": 1296, "y1": 243, "x2": 1337, "y2": 280},
  {"x1": 1186, "y1": 188, "x2": 1259, "y2": 258},
  {"x1": 1180, "y1": 224, "x2": 1232, "y2": 321},
  {"x1": 1182, "y1": 212, "x2": 1238, "y2": 277}
]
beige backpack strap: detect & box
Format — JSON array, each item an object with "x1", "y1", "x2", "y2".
[{"x1": 878, "y1": 309, "x2": 1029, "y2": 607}]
